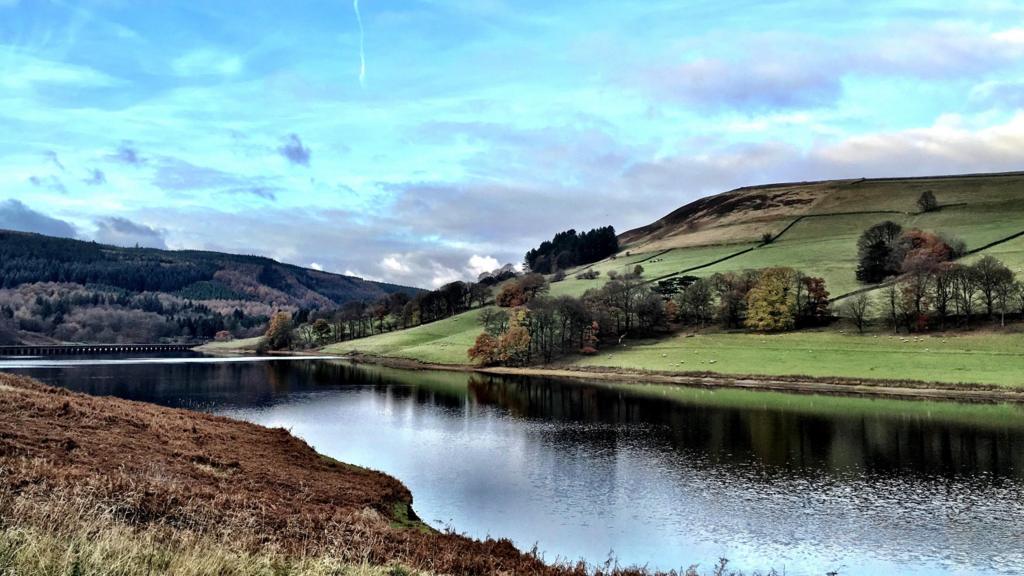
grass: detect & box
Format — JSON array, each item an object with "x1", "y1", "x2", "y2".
[
  {"x1": 196, "y1": 336, "x2": 263, "y2": 353},
  {"x1": 0, "y1": 509, "x2": 418, "y2": 576},
  {"x1": 552, "y1": 243, "x2": 758, "y2": 297},
  {"x1": 323, "y1": 307, "x2": 491, "y2": 365},
  {"x1": 573, "y1": 329, "x2": 1024, "y2": 387}
]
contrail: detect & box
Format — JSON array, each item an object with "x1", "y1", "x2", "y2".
[{"x1": 353, "y1": 0, "x2": 366, "y2": 87}]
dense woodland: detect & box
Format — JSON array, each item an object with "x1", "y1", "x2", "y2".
[
  {"x1": 524, "y1": 226, "x2": 619, "y2": 274},
  {"x1": 0, "y1": 230, "x2": 417, "y2": 344}
]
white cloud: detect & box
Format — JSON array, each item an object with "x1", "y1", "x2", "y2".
[
  {"x1": 381, "y1": 255, "x2": 412, "y2": 274},
  {"x1": 466, "y1": 254, "x2": 500, "y2": 277},
  {"x1": 309, "y1": 262, "x2": 324, "y2": 271},
  {"x1": 429, "y1": 262, "x2": 463, "y2": 289}
]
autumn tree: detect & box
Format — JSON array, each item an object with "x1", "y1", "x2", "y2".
[
  {"x1": 496, "y1": 283, "x2": 527, "y2": 307},
  {"x1": 263, "y1": 311, "x2": 293, "y2": 351},
  {"x1": 745, "y1": 267, "x2": 799, "y2": 332},
  {"x1": 467, "y1": 332, "x2": 501, "y2": 366},
  {"x1": 796, "y1": 275, "x2": 830, "y2": 326},
  {"x1": 312, "y1": 318, "x2": 331, "y2": 344}
]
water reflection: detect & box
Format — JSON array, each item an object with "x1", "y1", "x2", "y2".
[{"x1": 7, "y1": 356, "x2": 1024, "y2": 575}]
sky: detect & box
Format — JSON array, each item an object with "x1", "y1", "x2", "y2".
[{"x1": 2, "y1": 0, "x2": 1024, "y2": 288}]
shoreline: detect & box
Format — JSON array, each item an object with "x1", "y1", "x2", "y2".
[
  {"x1": 338, "y1": 352, "x2": 1024, "y2": 404},
  {"x1": 194, "y1": 342, "x2": 1024, "y2": 404},
  {"x1": 0, "y1": 373, "x2": 579, "y2": 576}
]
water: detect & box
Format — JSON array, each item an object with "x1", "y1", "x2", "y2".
[{"x1": 5, "y1": 354, "x2": 1024, "y2": 575}]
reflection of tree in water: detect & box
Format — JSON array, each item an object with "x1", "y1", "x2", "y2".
[
  {"x1": 31, "y1": 358, "x2": 1024, "y2": 481},
  {"x1": 461, "y1": 375, "x2": 1024, "y2": 479}
]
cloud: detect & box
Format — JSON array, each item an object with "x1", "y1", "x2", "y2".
[
  {"x1": 969, "y1": 80, "x2": 1024, "y2": 109},
  {"x1": 28, "y1": 175, "x2": 67, "y2": 194},
  {"x1": 82, "y1": 169, "x2": 106, "y2": 186},
  {"x1": 109, "y1": 142, "x2": 144, "y2": 166},
  {"x1": 635, "y1": 24, "x2": 1024, "y2": 111},
  {"x1": 309, "y1": 262, "x2": 324, "y2": 271},
  {"x1": 467, "y1": 254, "x2": 499, "y2": 277},
  {"x1": 0, "y1": 200, "x2": 77, "y2": 238},
  {"x1": 93, "y1": 217, "x2": 167, "y2": 249},
  {"x1": 224, "y1": 186, "x2": 279, "y2": 201},
  {"x1": 642, "y1": 56, "x2": 842, "y2": 110},
  {"x1": 44, "y1": 150, "x2": 65, "y2": 171},
  {"x1": 381, "y1": 255, "x2": 413, "y2": 274},
  {"x1": 278, "y1": 134, "x2": 311, "y2": 166},
  {"x1": 151, "y1": 157, "x2": 240, "y2": 191}
]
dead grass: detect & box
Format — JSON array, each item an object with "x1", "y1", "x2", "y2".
[{"x1": 0, "y1": 373, "x2": 772, "y2": 576}]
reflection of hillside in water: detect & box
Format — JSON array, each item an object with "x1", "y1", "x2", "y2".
[
  {"x1": 16, "y1": 356, "x2": 1024, "y2": 480},
  {"x1": 457, "y1": 374, "x2": 1024, "y2": 479}
]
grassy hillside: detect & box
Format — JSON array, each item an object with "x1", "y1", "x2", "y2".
[
  {"x1": 606, "y1": 172, "x2": 1024, "y2": 299},
  {"x1": 328, "y1": 172, "x2": 1024, "y2": 388},
  {"x1": 323, "y1": 307, "x2": 491, "y2": 364},
  {"x1": 575, "y1": 330, "x2": 1024, "y2": 387}
]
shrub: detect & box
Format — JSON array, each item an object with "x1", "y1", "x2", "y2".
[{"x1": 917, "y1": 190, "x2": 938, "y2": 213}]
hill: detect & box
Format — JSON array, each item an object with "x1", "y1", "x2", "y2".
[
  {"x1": 0, "y1": 230, "x2": 420, "y2": 344},
  {"x1": 328, "y1": 171, "x2": 1024, "y2": 389},
  {"x1": 552, "y1": 171, "x2": 1024, "y2": 299}
]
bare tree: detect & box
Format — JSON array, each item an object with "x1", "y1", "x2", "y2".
[{"x1": 843, "y1": 293, "x2": 872, "y2": 334}]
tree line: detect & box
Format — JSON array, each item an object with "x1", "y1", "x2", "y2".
[
  {"x1": 847, "y1": 217, "x2": 1022, "y2": 332},
  {"x1": 468, "y1": 266, "x2": 831, "y2": 366},
  {"x1": 524, "y1": 226, "x2": 619, "y2": 274},
  {"x1": 266, "y1": 265, "x2": 519, "y2": 350}
]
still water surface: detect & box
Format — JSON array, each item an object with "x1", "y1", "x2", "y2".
[{"x1": 5, "y1": 355, "x2": 1024, "y2": 575}]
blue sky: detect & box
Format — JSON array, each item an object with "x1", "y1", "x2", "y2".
[{"x1": 2, "y1": 0, "x2": 1024, "y2": 288}]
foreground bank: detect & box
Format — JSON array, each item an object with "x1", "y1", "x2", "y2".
[{"x1": 0, "y1": 373, "x2": 669, "y2": 576}]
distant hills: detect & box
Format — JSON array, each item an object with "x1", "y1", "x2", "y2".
[{"x1": 0, "y1": 230, "x2": 420, "y2": 345}]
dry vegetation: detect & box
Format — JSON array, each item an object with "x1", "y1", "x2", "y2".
[{"x1": 0, "y1": 373, "x2": 769, "y2": 576}]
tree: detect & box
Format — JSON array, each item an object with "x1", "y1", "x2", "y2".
[
  {"x1": 917, "y1": 190, "x2": 938, "y2": 213},
  {"x1": 931, "y1": 263, "x2": 955, "y2": 329},
  {"x1": 263, "y1": 311, "x2": 293, "y2": 351},
  {"x1": 856, "y1": 221, "x2": 903, "y2": 283},
  {"x1": 744, "y1": 268, "x2": 798, "y2": 332},
  {"x1": 951, "y1": 265, "x2": 978, "y2": 327},
  {"x1": 797, "y1": 276, "x2": 830, "y2": 326},
  {"x1": 467, "y1": 332, "x2": 500, "y2": 366},
  {"x1": 632, "y1": 264, "x2": 644, "y2": 278},
  {"x1": 972, "y1": 255, "x2": 1014, "y2": 319},
  {"x1": 496, "y1": 283, "x2": 526, "y2": 307},
  {"x1": 843, "y1": 293, "x2": 872, "y2": 333},
  {"x1": 677, "y1": 278, "x2": 714, "y2": 327},
  {"x1": 311, "y1": 318, "x2": 331, "y2": 344}
]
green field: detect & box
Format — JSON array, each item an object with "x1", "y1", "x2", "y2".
[
  {"x1": 322, "y1": 306, "x2": 492, "y2": 364},
  {"x1": 574, "y1": 329, "x2": 1024, "y2": 387},
  {"x1": 197, "y1": 336, "x2": 263, "y2": 353},
  {"x1": 551, "y1": 242, "x2": 758, "y2": 297}
]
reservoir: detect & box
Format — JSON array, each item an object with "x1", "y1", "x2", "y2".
[{"x1": 5, "y1": 355, "x2": 1024, "y2": 575}]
